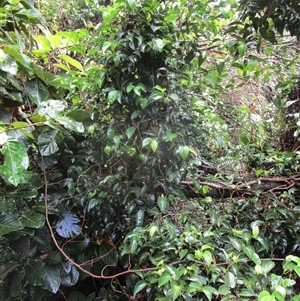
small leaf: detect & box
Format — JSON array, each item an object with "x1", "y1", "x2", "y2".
[
  {"x1": 142, "y1": 137, "x2": 152, "y2": 147},
  {"x1": 150, "y1": 139, "x2": 158, "y2": 152},
  {"x1": 252, "y1": 225, "x2": 259, "y2": 238},
  {"x1": 261, "y1": 260, "x2": 275, "y2": 274},
  {"x1": 238, "y1": 43, "x2": 247, "y2": 56},
  {"x1": 157, "y1": 195, "x2": 168, "y2": 213},
  {"x1": 171, "y1": 283, "x2": 182, "y2": 300},
  {"x1": 203, "y1": 250, "x2": 212, "y2": 266},
  {"x1": 258, "y1": 291, "x2": 275, "y2": 301},
  {"x1": 135, "y1": 210, "x2": 144, "y2": 227},
  {"x1": 158, "y1": 271, "x2": 171, "y2": 287},
  {"x1": 179, "y1": 145, "x2": 189, "y2": 160},
  {"x1": 126, "y1": 127, "x2": 136, "y2": 139},
  {"x1": 225, "y1": 271, "x2": 236, "y2": 288},
  {"x1": 107, "y1": 89, "x2": 120, "y2": 104},
  {"x1": 128, "y1": 0, "x2": 137, "y2": 10},
  {"x1": 194, "y1": 250, "x2": 203, "y2": 260},
  {"x1": 104, "y1": 146, "x2": 111, "y2": 155},
  {"x1": 133, "y1": 280, "x2": 148, "y2": 296}
]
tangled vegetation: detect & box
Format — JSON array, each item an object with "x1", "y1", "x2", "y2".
[{"x1": 1, "y1": 0, "x2": 300, "y2": 300}]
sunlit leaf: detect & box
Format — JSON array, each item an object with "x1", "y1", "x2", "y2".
[
  {"x1": 171, "y1": 283, "x2": 182, "y2": 300},
  {"x1": 58, "y1": 54, "x2": 83, "y2": 71},
  {"x1": 150, "y1": 139, "x2": 158, "y2": 152},
  {"x1": 179, "y1": 145, "x2": 189, "y2": 160},
  {"x1": 0, "y1": 138, "x2": 30, "y2": 186},
  {"x1": 158, "y1": 271, "x2": 171, "y2": 287}
]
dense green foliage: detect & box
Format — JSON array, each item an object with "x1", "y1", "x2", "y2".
[{"x1": 1, "y1": 0, "x2": 300, "y2": 300}]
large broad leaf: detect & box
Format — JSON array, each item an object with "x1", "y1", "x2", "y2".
[
  {"x1": 43, "y1": 265, "x2": 61, "y2": 293},
  {"x1": 25, "y1": 79, "x2": 49, "y2": 105},
  {"x1": 55, "y1": 116, "x2": 85, "y2": 133},
  {"x1": 25, "y1": 261, "x2": 61, "y2": 293},
  {"x1": 10, "y1": 269, "x2": 25, "y2": 297},
  {"x1": 0, "y1": 137, "x2": 30, "y2": 186},
  {"x1": 37, "y1": 99, "x2": 67, "y2": 119},
  {"x1": 20, "y1": 210, "x2": 45, "y2": 229},
  {"x1": 25, "y1": 261, "x2": 45, "y2": 286},
  {"x1": 55, "y1": 213, "x2": 81, "y2": 238},
  {"x1": 0, "y1": 50, "x2": 18, "y2": 74},
  {"x1": 61, "y1": 262, "x2": 79, "y2": 286},
  {"x1": 38, "y1": 128, "x2": 63, "y2": 156},
  {"x1": 0, "y1": 213, "x2": 23, "y2": 236}
]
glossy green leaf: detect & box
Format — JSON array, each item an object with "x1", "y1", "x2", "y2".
[
  {"x1": 171, "y1": 283, "x2": 182, "y2": 300},
  {"x1": 126, "y1": 127, "x2": 136, "y2": 139},
  {"x1": 194, "y1": 250, "x2": 203, "y2": 260},
  {"x1": 0, "y1": 138, "x2": 30, "y2": 186},
  {"x1": 128, "y1": 0, "x2": 137, "y2": 10},
  {"x1": 37, "y1": 99, "x2": 67, "y2": 118},
  {"x1": 158, "y1": 271, "x2": 171, "y2": 287},
  {"x1": 0, "y1": 214, "x2": 23, "y2": 236},
  {"x1": 157, "y1": 195, "x2": 168, "y2": 213},
  {"x1": 133, "y1": 280, "x2": 148, "y2": 296},
  {"x1": 165, "y1": 265, "x2": 178, "y2": 280},
  {"x1": 203, "y1": 250, "x2": 212, "y2": 266},
  {"x1": 56, "y1": 116, "x2": 85, "y2": 133},
  {"x1": 20, "y1": 210, "x2": 45, "y2": 229},
  {"x1": 258, "y1": 291, "x2": 275, "y2": 301},
  {"x1": 225, "y1": 271, "x2": 236, "y2": 288},
  {"x1": 179, "y1": 145, "x2": 189, "y2": 160},
  {"x1": 242, "y1": 245, "x2": 261, "y2": 265},
  {"x1": 62, "y1": 263, "x2": 79, "y2": 287},
  {"x1": 38, "y1": 129, "x2": 63, "y2": 156},
  {"x1": 238, "y1": 43, "x2": 247, "y2": 56},
  {"x1": 107, "y1": 89, "x2": 120, "y2": 104},
  {"x1": 135, "y1": 209, "x2": 144, "y2": 227},
  {"x1": 150, "y1": 139, "x2": 158, "y2": 152},
  {"x1": 0, "y1": 50, "x2": 18, "y2": 74},
  {"x1": 261, "y1": 260, "x2": 275, "y2": 274},
  {"x1": 142, "y1": 137, "x2": 152, "y2": 147},
  {"x1": 25, "y1": 261, "x2": 44, "y2": 286}
]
